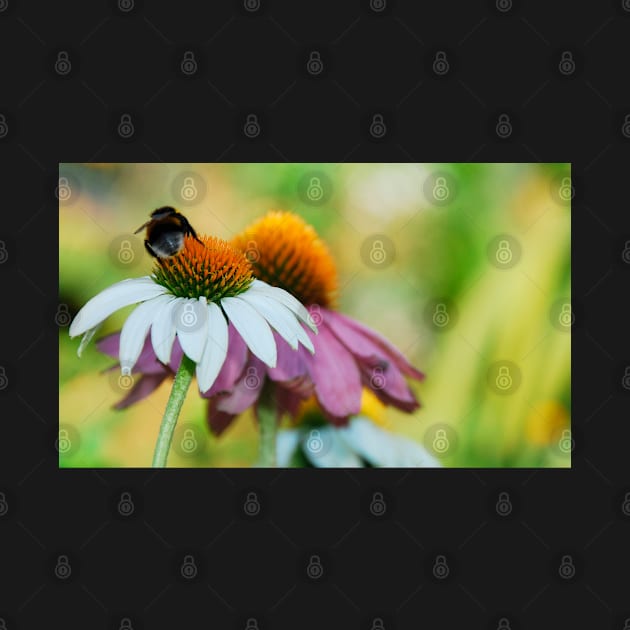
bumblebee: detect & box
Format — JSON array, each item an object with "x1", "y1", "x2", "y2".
[{"x1": 134, "y1": 207, "x2": 202, "y2": 258}]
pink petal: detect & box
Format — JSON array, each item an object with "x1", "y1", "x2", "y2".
[
  {"x1": 97, "y1": 331, "x2": 172, "y2": 375},
  {"x1": 355, "y1": 350, "x2": 421, "y2": 411},
  {"x1": 96, "y1": 332, "x2": 120, "y2": 359},
  {"x1": 274, "y1": 385, "x2": 304, "y2": 420},
  {"x1": 206, "y1": 355, "x2": 266, "y2": 435},
  {"x1": 266, "y1": 333, "x2": 309, "y2": 382},
  {"x1": 114, "y1": 373, "x2": 168, "y2": 409},
  {"x1": 206, "y1": 406, "x2": 237, "y2": 436},
  {"x1": 325, "y1": 309, "x2": 425, "y2": 380},
  {"x1": 201, "y1": 323, "x2": 248, "y2": 397},
  {"x1": 212, "y1": 355, "x2": 266, "y2": 415},
  {"x1": 303, "y1": 322, "x2": 362, "y2": 419},
  {"x1": 358, "y1": 361, "x2": 420, "y2": 412}
]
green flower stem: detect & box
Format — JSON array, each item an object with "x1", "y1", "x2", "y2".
[
  {"x1": 256, "y1": 384, "x2": 277, "y2": 467},
  {"x1": 151, "y1": 354, "x2": 196, "y2": 468}
]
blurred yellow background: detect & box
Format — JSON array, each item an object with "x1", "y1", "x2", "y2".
[{"x1": 58, "y1": 163, "x2": 571, "y2": 468}]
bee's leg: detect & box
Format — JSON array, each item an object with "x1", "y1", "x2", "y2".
[
  {"x1": 144, "y1": 240, "x2": 158, "y2": 258},
  {"x1": 182, "y1": 219, "x2": 204, "y2": 245}
]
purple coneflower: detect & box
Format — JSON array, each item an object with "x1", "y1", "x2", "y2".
[{"x1": 99, "y1": 212, "x2": 424, "y2": 465}]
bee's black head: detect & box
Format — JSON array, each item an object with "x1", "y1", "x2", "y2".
[{"x1": 150, "y1": 206, "x2": 178, "y2": 220}]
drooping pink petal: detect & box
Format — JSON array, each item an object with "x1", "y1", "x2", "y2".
[
  {"x1": 273, "y1": 385, "x2": 304, "y2": 420},
  {"x1": 358, "y1": 362, "x2": 420, "y2": 412},
  {"x1": 97, "y1": 332, "x2": 172, "y2": 375},
  {"x1": 302, "y1": 322, "x2": 362, "y2": 420},
  {"x1": 201, "y1": 323, "x2": 249, "y2": 397},
  {"x1": 212, "y1": 355, "x2": 266, "y2": 415},
  {"x1": 266, "y1": 333, "x2": 309, "y2": 382},
  {"x1": 325, "y1": 309, "x2": 425, "y2": 380},
  {"x1": 113, "y1": 373, "x2": 168, "y2": 410},
  {"x1": 355, "y1": 355, "x2": 421, "y2": 412},
  {"x1": 206, "y1": 406, "x2": 237, "y2": 436},
  {"x1": 96, "y1": 331, "x2": 120, "y2": 359},
  {"x1": 206, "y1": 355, "x2": 266, "y2": 436}
]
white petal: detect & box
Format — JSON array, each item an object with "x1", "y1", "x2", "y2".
[
  {"x1": 221, "y1": 296, "x2": 277, "y2": 367},
  {"x1": 150, "y1": 296, "x2": 180, "y2": 364},
  {"x1": 302, "y1": 427, "x2": 362, "y2": 468},
  {"x1": 77, "y1": 324, "x2": 101, "y2": 357},
  {"x1": 249, "y1": 280, "x2": 317, "y2": 333},
  {"x1": 174, "y1": 298, "x2": 209, "y2": 363},
  {"x1": 69, "y1": 277, "x2": 166, "y2": 337},
  {"x1": 119, "y1": 296, "x2": 170, "y2": 374},
  {"x1": 240, "y1": 292, "x2": 314, "y2": 353},
  {"x1": 276, "y1": 430, "x2": 302, "y2": 467},
  {"x1": 339, "y1": 417, "x2": 441, "y2": 468},
  {"x1": 196, "y1": 302, "x2": 229, "y2": 393}
]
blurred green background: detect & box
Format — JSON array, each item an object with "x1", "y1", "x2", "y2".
[{"x1": 59, "y1": 162, "x2": 571, "y2": 468}]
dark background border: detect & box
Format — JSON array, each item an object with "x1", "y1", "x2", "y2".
[{"x1": 1, "y1": 1, "x2": 628, "y2": 628}]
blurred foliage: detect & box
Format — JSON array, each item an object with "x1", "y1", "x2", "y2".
[{"x1": 59, "y1": 162, "x2": 570, "y2": 468}]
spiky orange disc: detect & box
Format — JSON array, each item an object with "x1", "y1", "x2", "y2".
[
  {"x1": 152, "y1": 235, "x2": 253, "y2": 301},
  {"x1": 231, "y1": 211, "x2": 338, "y2": 307}
]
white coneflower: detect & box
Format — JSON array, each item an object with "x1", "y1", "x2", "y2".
[
  {"x1": 70, "y1": 235, "x2": 315, "y2": 392},
  {"x1": 69, "y1": 234, "x2": 316, "y2": 467}
]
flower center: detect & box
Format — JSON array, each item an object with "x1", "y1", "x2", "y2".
[
  {"x1": 231, "y1": 211, "x2": 338, "y2": 307},
  {"x1": 152, "y1": 235, "x2": 253, "y2": 301}
]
